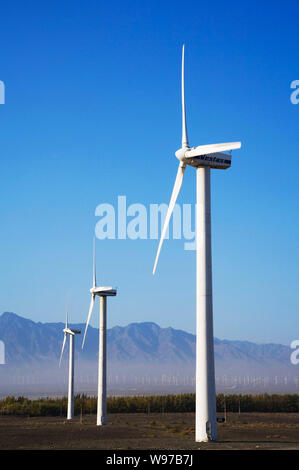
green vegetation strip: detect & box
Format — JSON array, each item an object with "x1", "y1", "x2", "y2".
[{"x1": 0, "y1": 393, "x2": 299, "y2": 417}]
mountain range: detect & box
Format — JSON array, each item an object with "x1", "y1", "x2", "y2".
[{"x1": 0, "y1": 311, "x2": 292, "y2": 366}]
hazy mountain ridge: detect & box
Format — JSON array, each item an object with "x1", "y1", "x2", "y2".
[{"x1": 0, "y1": 312, "x2": 292, "y2": 367}]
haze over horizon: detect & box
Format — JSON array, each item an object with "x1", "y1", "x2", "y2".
[
  {"x1": 1, "y1": 310, "x2": 297, "y2": 397},
  {"x1": 0, "y1": 1, "x2": 298, "y2": 346}
]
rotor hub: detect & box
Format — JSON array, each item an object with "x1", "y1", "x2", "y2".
[{"x1": 175, "y1": 147, "x2": 187, "y2": 161}]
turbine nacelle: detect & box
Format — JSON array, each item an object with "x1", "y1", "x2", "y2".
[
  {"x1": 183, "y1": 151, "x2": 232, "y2": 170},
  {"x1": 63, "y1": 328, "x2": 81, "y2": 336},
  {"x1": 90, "y1": 286, "x2": 117, "y2": 296},
  {"x1": 175, "y1": 142, "x2": 241, "y2": 169}
]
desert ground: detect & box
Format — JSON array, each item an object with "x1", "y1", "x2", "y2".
[{"x1": 0, "y1": 412, "x2": 299, "y2": 450}]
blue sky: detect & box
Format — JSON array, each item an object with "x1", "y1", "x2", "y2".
[{"x1": 0, "y1": 0, "x2": 298, "y2": 344}]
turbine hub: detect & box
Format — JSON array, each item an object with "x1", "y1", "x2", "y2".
[
  {"x1": 63, "y1": 328, "x2": 76, "y2": 335},
  {"x1": 175, "y1": 147, "x2": 187, "y2": 161}
]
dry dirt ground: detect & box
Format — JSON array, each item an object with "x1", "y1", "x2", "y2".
[{"x1": 0, "y1": 412, "x2": 299, "y2": 450}]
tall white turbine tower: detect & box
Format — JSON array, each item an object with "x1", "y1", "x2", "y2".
[
  {"x1": 59, "y1": 310, "x2": 81, "y2": 420},
  {"x1": 153, "y1": 45, "x2": 241, "y2": 442},
  {"x1": 82, "y1": 239, "x2": 117, "y2": 426}
]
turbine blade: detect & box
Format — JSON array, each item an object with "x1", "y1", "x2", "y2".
[
  {"x1": 93, "y1": 238, "x2": 97, "y2": 288},
  {"x1": 153, "y1": 163, "x2": 186, "y2": 275},
  {"x1": 65, "y1": 305, "x2": 68, "y2": 329},
  {"x1": 59, "y1": 333, "x2": 67, "y2": 367},
  {"x1": 185, "y1": 142, "x2": 241, "y2": 158},
  {"x1": 181, "y1": 44, "x2": 189, "y2": 149},
  {"x1": 82, "y1": 294, "x2": 95, "y2": 349}
]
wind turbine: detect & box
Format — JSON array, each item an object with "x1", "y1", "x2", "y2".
[
  {"x1": 153, "y1": 45, "x2": 241, "y2": 442},
  {"x1": 82, "y1": 239, "x2": 117, "y2": 426},
  {"x1": 59, "y1": 309, "x2": 81, "y2": 420}
]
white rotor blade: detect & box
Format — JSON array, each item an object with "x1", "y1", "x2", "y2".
[
  {"x1": 153, "y1": 163, "x2": 186, "y2": 275},
  {"x1": 82, "y1": 294, "x2": 95, "y2": 349},
  {"x1": 93, "y1": 238, "x2": 97, "y2": 288},
  {"x1": 59, "y1": 333, "x2": 67, "y2": 367},
  {"x1": 185, "y1": 142, "x2": 241, "y2": 158},
  {"x1": 181, "y1": 44, "x2": 189, "y2": 149},
  {"x1": 65, "y1": 306, "x2": 68, "y2": 329}
]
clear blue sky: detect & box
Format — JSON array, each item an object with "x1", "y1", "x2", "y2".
[{"x1": 0, "y1": 0, "x2": 298, "y2": 345}]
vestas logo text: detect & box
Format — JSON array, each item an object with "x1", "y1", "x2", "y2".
[{"x1": 198, "y1": 155, "x2": 231, "y2": 164}]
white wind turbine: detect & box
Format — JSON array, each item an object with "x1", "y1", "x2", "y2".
[
  {"x1": 153, "y1": 45, "x2": 241, "y2": 442},
  {"x1": 82, "y1": 239, "x2": 117, "y2": 426},
  {"x1": 59, "y1": 309, "x2": 81, "y2": 420}
]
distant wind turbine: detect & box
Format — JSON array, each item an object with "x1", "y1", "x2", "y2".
[
  {"x1": 82, "y1": 239, "x2": 117, "y2": 426},
  {"x1": 59, "y1": 308, "x2": 81, "y2": 420},
  {"x1": 153, "y1": 45, "x2": 241, "y2": 442}
]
